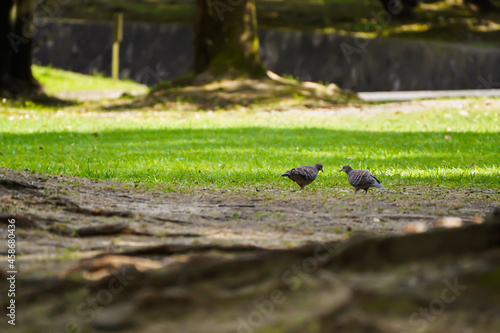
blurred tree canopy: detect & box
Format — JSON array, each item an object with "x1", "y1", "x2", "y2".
[
  {"x1": 3, "y1": 0, "x2": 500, "y2": 97},
  {"x1": 381, "y1": 0, "x2": 497, "y2": 19}
]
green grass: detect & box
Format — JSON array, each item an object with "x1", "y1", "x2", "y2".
[
  {"x1": 32, "y1": 65, "x2": 147, "y2": 94},
  {"x1": 0, "y1": 99, "x2": 499, "y2": 190}
]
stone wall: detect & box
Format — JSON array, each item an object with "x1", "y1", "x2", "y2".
[
  {"x1": 33, "y1": 21, "x2": 193, "y2": 87},
  {"x1": 33, "y1": 20, "x2": 500, "y2": 91}
]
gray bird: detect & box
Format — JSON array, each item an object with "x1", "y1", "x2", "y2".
[
  {"x1": 281, "y1": 163, "x2": 323, "y2": 190},
  {"x1": 340, "y1": 165, "x2": 385, "y2": 193}
]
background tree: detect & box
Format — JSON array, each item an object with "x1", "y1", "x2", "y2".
[
  {"x1": 0, "y1": 0, "x2": 43, "y2": 97},
  {"x1": 193, "y1": 0, "x2": 266, "y2": 80},
  {"x1": 380, "y1": 0, "x2": 497, "y2": 20},
  {"x1": 379, "y1": 0, "x2": 419, "y2": 19},
  {"x1": 465, "y1": 0, "x2": 497, "y2": 12}
]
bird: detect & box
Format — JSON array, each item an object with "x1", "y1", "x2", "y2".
[
  {"x1": 340, "y1": 165, "x2": 385, "y2": 193},
  {"x1": 281, "y1": 163, "x2": 323, "y2": 190}
]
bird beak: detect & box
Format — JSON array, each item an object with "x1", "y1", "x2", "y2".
[{"x1": 339, "y1": 169, "x2": 342, "y2": 172}]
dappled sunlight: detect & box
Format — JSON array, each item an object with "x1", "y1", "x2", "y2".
[
  {"x1": 5, "y1": 0, "x2": 500, "y2": 331},
  {"x1": 141, "y1": 70, "x2": 356, "y2": 110}
]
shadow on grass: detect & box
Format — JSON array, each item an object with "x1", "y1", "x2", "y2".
[
  {"x1": 2, "y1": 127, "x2": 499, "y2": 187},
  {"x1": 3, "y1": 94, "x2": 79, "y2": 108}
]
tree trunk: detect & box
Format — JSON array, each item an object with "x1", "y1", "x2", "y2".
[
  {"x1": 0, "y1": 0, "x2": 43, "y2": 97},
  {"x1": 193, "y1": 0, "x2": 266, "y2": 79}
]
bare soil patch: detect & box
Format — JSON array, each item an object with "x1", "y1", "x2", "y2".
[
  {"x1": 0, "y1": 167, "x2": 496, "y2": 278},
  {"x1": 0, "y1": 168, "x2": 499, "y2": 332}
]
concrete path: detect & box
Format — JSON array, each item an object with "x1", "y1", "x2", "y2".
[
  {"x1": 55, "y1": 88, "x2": 500, "y2": 103},
  {"x1": 358, "y1": 89, "x2": 500, "y2": 102},
  {"x1": 55, "y1": 89, "x2": 146, "y2": 101}
]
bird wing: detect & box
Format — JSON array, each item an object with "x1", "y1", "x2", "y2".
[
  {"x1": 292, "y1": 165, "x2": 318, "y2": 181},
  {"x1": 348, "y1": 170, "x2": 374, "y2": 186}
]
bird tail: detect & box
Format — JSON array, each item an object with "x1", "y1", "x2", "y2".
[{"x1": 373, "y1": 183, "x2": 385, "y2": 189}]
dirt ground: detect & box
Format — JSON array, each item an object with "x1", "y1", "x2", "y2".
[
  {"x1": 0, "y1": 167, "x2": 497, "y2": 278},
  {"x1": 0, "y1": 167, "x2": 499, "y2": 332}
]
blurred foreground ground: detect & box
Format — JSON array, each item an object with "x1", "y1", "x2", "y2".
[{"x1": 0, "y1": 167, "x2": 499, "y2": 332}]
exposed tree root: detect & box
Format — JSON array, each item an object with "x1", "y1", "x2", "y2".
[
  {"x1": 111, "y1": 71, "x2": 361, "y2": 111},
  {"x1": 0, "y1": 179, "x2": 41, "y2": 190}
]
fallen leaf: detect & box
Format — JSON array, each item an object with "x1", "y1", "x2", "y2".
[
  {"x1": 435, "y1": 217, "x2": 462, "y2": 228},
  {"x1": 473, "y1": 215, "x2": 484, "y2": 224},
  {"x1": 402, "y1": 222, "x2": 427, "y2": 234}
]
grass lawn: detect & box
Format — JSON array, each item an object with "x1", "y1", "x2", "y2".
[
  {"x1": 0, "y1": 98, "x2": 499, "y2": 190},
  {"x1": 32, "y1": 65, "x2": 146, "y2": 94}
]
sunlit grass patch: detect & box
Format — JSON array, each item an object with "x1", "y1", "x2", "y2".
[
  {"x1": 0, "y1": 99, "x2": 499, "y2": 190},
  {"x1": 32, "y1": 65, "x2": 147, "y2": 94}
]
